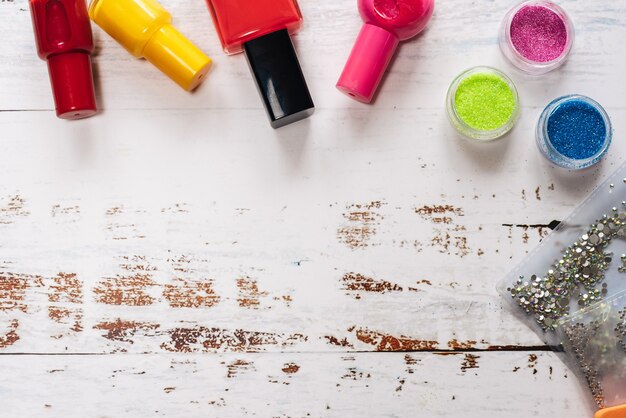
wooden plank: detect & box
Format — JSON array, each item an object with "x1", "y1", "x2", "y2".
[
  {"x1": 1, "y1": 0, "x2": 625, "y2": 111},
  {"x1": 0, "y1": 109, "x2": 623, "y2": 353},
  {"x1": 0, "y1": 352, "x2": 596, "y2": 417}
]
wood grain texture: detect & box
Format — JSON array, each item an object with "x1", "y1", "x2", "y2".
[
  {"x1": 0, "y1": 352, "x2": 596, "y2": 417},
  {"x1": 0, "y1": 0, "x2": 625, "y2": 415}
]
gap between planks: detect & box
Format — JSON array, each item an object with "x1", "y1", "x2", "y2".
[{"x1": 0, "y1": 346, "x2": 553, "y2": 356}]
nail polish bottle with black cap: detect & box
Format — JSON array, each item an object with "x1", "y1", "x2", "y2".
[{"x1": 206, "y1": 0, "x2": 314, "y2": 128}]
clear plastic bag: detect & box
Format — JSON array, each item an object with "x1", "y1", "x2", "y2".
[
  {"x1": 498, "y1": 162, "x2": 626, "y2": 347},
  {"x1": 555, "y1": 290, "x2": 626, "y2": 410}
]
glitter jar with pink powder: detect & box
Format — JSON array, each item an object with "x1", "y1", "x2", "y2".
[{"x1": 499, "y1": 0, "x2": 574, "y2": 75}]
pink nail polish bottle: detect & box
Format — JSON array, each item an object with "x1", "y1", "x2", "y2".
[{"x1": 337, "y1": 0, "x2": 435, "y2": 103}]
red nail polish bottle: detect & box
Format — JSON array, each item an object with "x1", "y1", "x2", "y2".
[
  {"x1": 206, "y1": 0, "x2": 314, "y2": 128},
  {"x1": 30, "y1": 0, "x2": 97, "y2": 120}
]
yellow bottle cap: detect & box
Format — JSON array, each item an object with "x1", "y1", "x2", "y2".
[
  {"x1": 595, "y1": 405, "x2": 626, "y2": 418},
  {"x1": 89, "y1": 0, "x2": 211, "y2": 91}
]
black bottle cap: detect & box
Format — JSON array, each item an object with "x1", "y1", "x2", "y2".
[{"x1": 243, "y1": 29, "x2": 315, "y2": 129}]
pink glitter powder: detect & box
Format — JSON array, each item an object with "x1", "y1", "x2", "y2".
[{"x1": 510, "y1": 5, "x2": 567, "y2": 62}]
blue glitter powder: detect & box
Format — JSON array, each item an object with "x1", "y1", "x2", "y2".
[
  {"x1": 547, "y1": 99, "x2": 607, "y2": 160},
  {"x1": 537, "y1": 95, "x2": 612, "y2": 169}
]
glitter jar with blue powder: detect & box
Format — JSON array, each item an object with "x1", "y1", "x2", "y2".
[{"x1": 536, "y1": 95, "x2": 612, "y2": 169}]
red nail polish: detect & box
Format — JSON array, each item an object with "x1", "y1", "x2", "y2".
[
  {"x1": 337, "y1": 0, "x2": 435, "y2": 103},
  {"x1": 206, "y1": 0, "x2": 314, "y2": 128},
  {"x1": 30, "y1": 0, "x2": 97, "y2": 120}
]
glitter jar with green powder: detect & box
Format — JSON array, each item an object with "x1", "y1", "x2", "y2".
[{"x1": 446, "y1": 66, "x2": 520, "y2": 141}]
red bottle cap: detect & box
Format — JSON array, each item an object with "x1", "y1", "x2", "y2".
[
  {"x1": 30, "y1": 0, "x2": 97, "y2": 120},
  {"x1": 47, "y1": 52, "x2": 97, "y2": 119}
]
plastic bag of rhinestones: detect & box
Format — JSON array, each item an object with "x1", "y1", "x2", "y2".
[
  {"x1": 498, "y1": 162, "x2": 626, "y2": 346},
  {"x1": 555, "y1": 290, "x2": 626, "y2": 410}
]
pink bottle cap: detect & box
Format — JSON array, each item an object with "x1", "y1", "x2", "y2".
[
  {"x1": 337, "y1": 0, "x2": 434, "y2": 104},
  {"x1": 336, "y1": 24, "x2": 399, "y2": 104}
]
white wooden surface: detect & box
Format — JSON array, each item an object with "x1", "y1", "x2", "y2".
[{"x1": 0, "y1": 0, "x2": 625, "y2": 416}]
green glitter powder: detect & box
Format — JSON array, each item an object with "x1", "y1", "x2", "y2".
[{"x1": 454, "y1": 73, "x2": 516, "y2": 131}]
